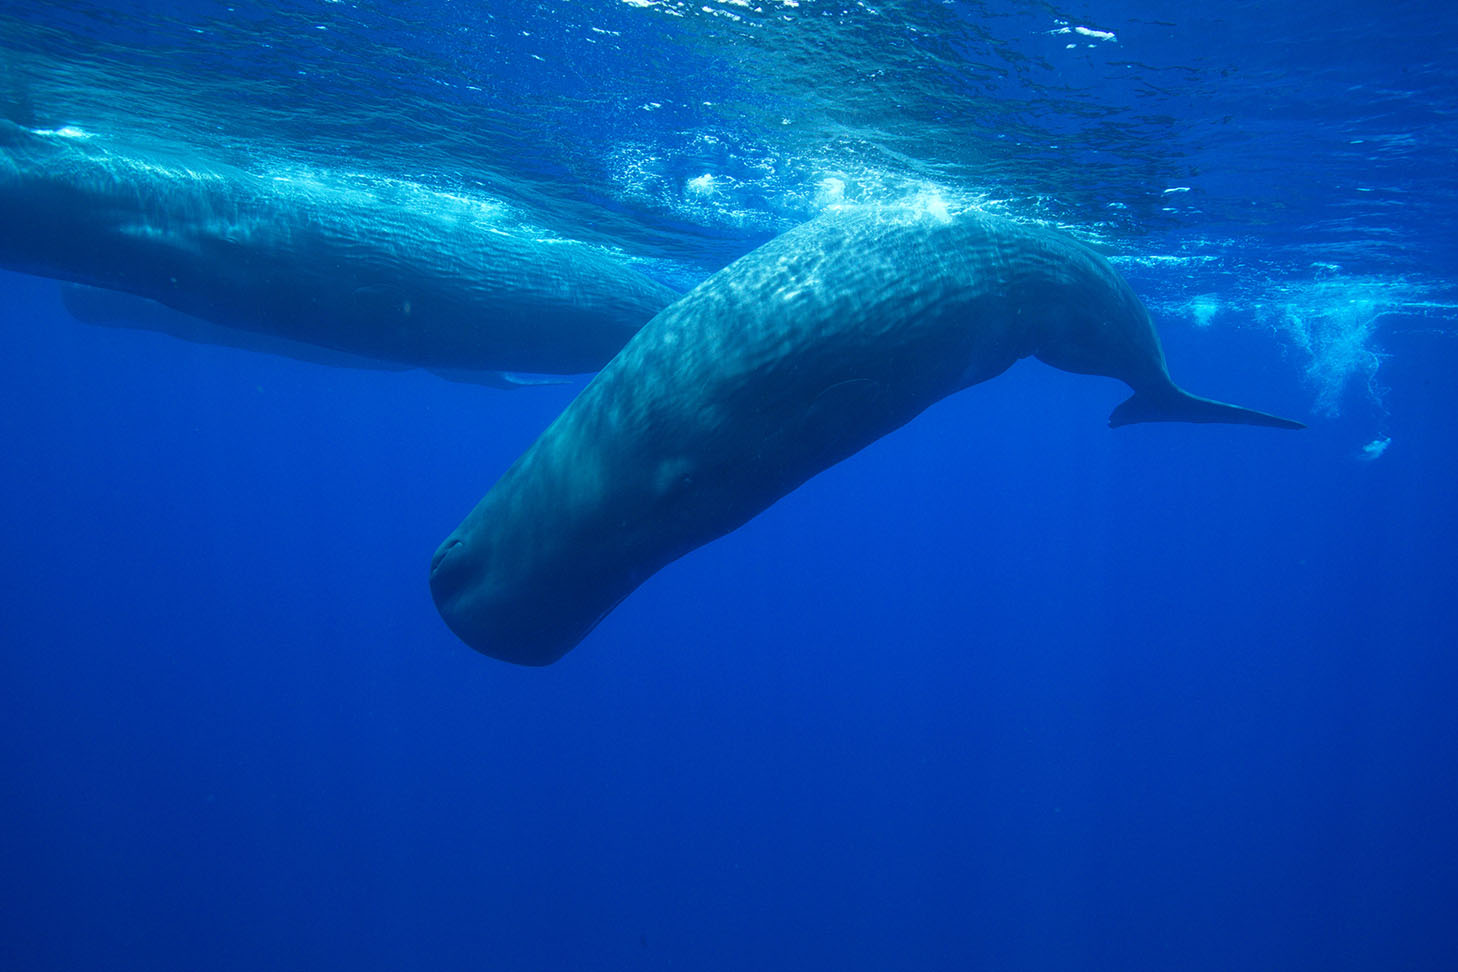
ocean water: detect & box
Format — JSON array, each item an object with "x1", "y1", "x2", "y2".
[{"x1": 2, "y1": 1, "x2": 1456, "y2": 969}]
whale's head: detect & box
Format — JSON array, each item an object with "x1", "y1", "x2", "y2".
[
  {"x1": 429, "y1": 511, "x2": 622, "y2": 667},
  {"x1": 428, "y1": 527, "x2": 571, "y2": 666}
]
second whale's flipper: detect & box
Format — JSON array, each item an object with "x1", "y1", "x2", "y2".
[{"x1": 1109, "y1": 387, "x2": 1306, "y2": 430}]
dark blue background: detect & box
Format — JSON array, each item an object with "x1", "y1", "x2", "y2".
[
  {"x1": 3, "y1": 261, "x2": 1455, "y2": 969},
  {"x1": 4, "y1": 0, "x2": 1458, "y2": 965}
]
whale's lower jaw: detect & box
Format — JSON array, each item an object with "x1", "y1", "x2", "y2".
[
  {"x1": 429, "y1": 598, "x2": 570, "y2": 667},
  {"x1": 428, "y1": 537, "x2": 606, "y2": 666},
  {"x1": 431, "y1": 598, "x2": 594, "y2": 667}
]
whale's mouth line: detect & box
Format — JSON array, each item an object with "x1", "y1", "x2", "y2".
[{"x1": 429, "y1": 537, "x2": 464, "y2": 580}]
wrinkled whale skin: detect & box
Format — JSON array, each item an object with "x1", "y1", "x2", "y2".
[
  {"x1": 0, "y1": 121, "x2": 676, "y2": 374},
  {"x1": 430, "y1": 205, "x2": 1303, "y2": 664}
]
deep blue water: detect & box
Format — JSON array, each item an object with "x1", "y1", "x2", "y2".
[{"x1": 3, "y1": 2, "x2": 1457, "y2": 970}]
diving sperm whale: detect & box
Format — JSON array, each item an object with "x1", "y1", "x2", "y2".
[
  {"x1": 430, "y1": 204, "x2": 1305, "y2": 666},
  {"x1": 0, "y1": 121, "x2": 677, "y2": 374}
]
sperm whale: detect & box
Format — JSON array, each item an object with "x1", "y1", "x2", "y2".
[
  {"x1": 0, "y1": 120, "x2": 677, "y2": 374},
  {"x1": 430, "y1": 204, "x2": 1304, "y2": 665}
]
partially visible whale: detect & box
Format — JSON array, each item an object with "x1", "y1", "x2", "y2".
[
  {"x1": 1, "y1": 121, "x2": 677, "y2": 374},
  {"x1": 59, "y1": 283, "x2": 565, "y2": 390},
  {"x1": 430, "y1": 204, "x2": 1305, "y2": 666}
]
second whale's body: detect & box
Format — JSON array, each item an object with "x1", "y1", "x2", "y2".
[
  {"x1": 431, "y1": 205, "x2": 1304, "y2": 665},
  {"x1": 0, "y1": 121, "x2": 676, "y2": 374}
]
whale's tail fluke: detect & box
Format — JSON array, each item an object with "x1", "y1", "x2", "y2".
[{"x1": 1110, "y1": 387, "x2": 1306, "y2": 430}]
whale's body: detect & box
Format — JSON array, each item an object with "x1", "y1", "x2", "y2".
[
  {"x1": 0, "y1": 121, "x2": 677, "y2": 374},
  {"x1": 430, "y1": 205, "x2": 1304, "y2": 665},
  {"x1": 58, "y1": 283, "x2": 563, "y2": 390}
]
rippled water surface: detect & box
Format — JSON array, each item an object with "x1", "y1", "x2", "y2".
[{"x1": 6, "y1": 0, "x2": 1453, "y2": 423}]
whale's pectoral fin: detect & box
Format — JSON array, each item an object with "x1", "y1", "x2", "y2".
[
  {"x1": 805, "y1": 377, "x2": 886, "y2": 434},
  {"x1": 1110, "y1": 387, "x2": 1306, "y2": 430},
  {"x1": 794, "y1": 377, "x2": 891, "y2": 464}
]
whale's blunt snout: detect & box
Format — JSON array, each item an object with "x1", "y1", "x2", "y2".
[
  {"x1": 428, "y1": 532, "x2": 574, "y2": 667},
  {"x1": 429, "y1": 529, "x2": 588, "y2": 666}
]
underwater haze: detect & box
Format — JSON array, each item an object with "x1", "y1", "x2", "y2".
[{"x1": 2, "y1": 1, "x2": 1456, "y2": 969}]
